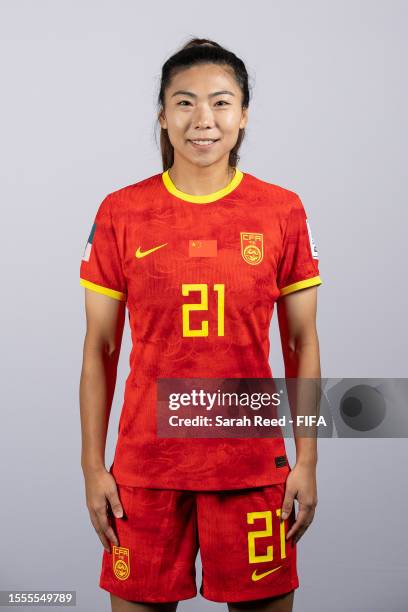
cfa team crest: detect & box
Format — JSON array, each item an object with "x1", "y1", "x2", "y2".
[
  {"x1": 112, "y1": 545, "x2": 130, "y2": 581},
  {"x1": 240, "y1": 232, "x2": 264, "y2": 265}
]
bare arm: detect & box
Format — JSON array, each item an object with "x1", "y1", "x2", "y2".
[
  {"x1": 80, "y1": 288, "x2": 125, "y2": 470},
  {"x1": 277, "y1": 285, "x2": 321, "y2": 467},
  {"x1": 79, "y1": 289, "x2": 126, "y2": 551},
  {"x1": 277, "y1": 286, "x2": 320, "y2": 543}
]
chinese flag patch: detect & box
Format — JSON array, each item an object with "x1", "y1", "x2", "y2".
[{"x1": 189, "y1": 239, "x2": 217, "y2": 257}]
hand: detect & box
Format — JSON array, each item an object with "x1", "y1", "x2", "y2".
[
  {"x1": 83, "y1": 466, "x2": 124, "y2": 552},
  {"x1": 281, "y1": 462, "x2": 318, "y2": 544}
]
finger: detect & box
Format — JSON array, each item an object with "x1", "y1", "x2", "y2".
[
  {"x1": 106, "y1": 488, "x2": 124, "y2": 519},
  {"x1": 280, "y1": 489, "x2": 296, "y2": 521},
  {"x1": 293, "y1": 525, "x2": 308, "y2": 544},
  {"x1": 289, "y1": 504, "x2": 315, "y2": 536},
  {"x1": 95, "y1": 506, "x2": 120, "y2": 547},
  {"x1": 103, "y1": 524, "x2": 120, "y2": 548},
  {"x1": 90, "y1": 511, "x2": 113, "y2": 552},
  {"x1": 293, "y1": 517, "x2": 314, "y2": 544},
  {"x1": 286, "y1": 507, "x2": 315, "y2": 540},
  {"x1": 285, "y1": 508, "x2": 309, "y2": 540},
  {"x1": 97, "y1": 526, "x2": 113, "y2": 552}
]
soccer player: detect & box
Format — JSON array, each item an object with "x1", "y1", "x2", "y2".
[{"x1": 79, "y1": 38, "x2": 322, "y2": 612}]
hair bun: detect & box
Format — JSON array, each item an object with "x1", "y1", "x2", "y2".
[{"x1": 182, "y1": 38, "x2": 221, "y2": 50}]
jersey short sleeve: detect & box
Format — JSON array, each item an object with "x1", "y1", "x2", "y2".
[
  {"x1": 79, "y1": 195, "x2": 127, "y2": 301},
  {"x1": 277, "y1": 195, "x2": 322, "y2": 297}
]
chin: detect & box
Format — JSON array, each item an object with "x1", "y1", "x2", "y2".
[{"x1": 192, "y1": 157, "x2": 224, "y2": 168}]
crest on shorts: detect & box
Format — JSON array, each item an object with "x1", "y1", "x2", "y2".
[
  {"x1": 240, "y1": 232, "x2": 264, "y2": 265},
  {"x1": 112, "y1": 545, "x2": 130, "y2": 580}
]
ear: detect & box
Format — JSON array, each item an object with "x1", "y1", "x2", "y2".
[
  {"x1": 240, "y1": 107, "x2": 249, "y2": 130},
  {"x1": 159, "y1": 108, "x2": 167, "y2": 130}
]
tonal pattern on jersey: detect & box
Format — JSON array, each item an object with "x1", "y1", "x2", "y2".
[{"x1": 79, "y1": 169, "x2": 322, "y2": 490}]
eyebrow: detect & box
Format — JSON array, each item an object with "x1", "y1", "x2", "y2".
[{"x1": 171, "y1": 90, "x2": 235, "y2": 98}]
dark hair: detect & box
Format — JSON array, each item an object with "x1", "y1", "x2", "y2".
[{"x1": 156, "y1": 37, "x2": 251, "y2": 171}]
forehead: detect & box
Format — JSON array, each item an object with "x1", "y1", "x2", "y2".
[{"x1": 167, "y1": 63, "x2": 239, "y2": 95}]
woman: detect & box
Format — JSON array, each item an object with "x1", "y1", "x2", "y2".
[{"x1": 79, "y1": 38, "x2": 322, "y2": 612}]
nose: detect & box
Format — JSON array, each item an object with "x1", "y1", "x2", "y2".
[{"x1": 193, "y1": 103, "x2": 215, "y2": 129}]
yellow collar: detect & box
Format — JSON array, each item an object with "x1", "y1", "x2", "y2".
[{"x1": 162, "y1": 167, "x2": 244, "y2": 204}]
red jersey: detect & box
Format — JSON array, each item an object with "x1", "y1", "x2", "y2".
[{"x1": 79, "y1": 168, "x2": 322, "y2": 490}]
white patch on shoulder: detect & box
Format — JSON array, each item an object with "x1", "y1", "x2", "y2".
[{"x1": 306, "y1": 219, "x2": 319, "y2": 259}]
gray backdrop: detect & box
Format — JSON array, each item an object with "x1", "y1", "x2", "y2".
[{"x1": 1, "y1": 1, "x2": 407, "y2": 611}]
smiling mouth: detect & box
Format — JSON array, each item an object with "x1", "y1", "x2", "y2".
[{"x1": 188, "y1": 139, "x2": 220, "y2": 147}]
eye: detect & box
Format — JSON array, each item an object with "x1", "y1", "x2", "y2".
[
  {"x1": 215, "y1": 100, "x2": 230, "y2": 106},
  {"x1": 177, "y1": 100, "x2": 192, "y2": 106}
]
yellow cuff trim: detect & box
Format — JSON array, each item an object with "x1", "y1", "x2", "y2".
[
  {"x1": 162, "y1": 167, "x2": 244, "y2": 203},
  {"x1": 80, "y1": 278, "x2": 126, "y2": 301},
  {"x1": 280, "y1": 275, "x2": 322, "y2": 297}
]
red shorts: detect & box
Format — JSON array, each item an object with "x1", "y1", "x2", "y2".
[{"x1": 99, "y1": 483, "x2": 299, "y2": 603}]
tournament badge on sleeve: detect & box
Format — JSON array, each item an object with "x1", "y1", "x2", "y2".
[
  {"x1": 112, "y1": 545, "x2": 130, "y2": 581},
  {"x1": 306, "y1": 219, "x2": 319, "y2": 259},
  {"x1": 82, "y1": 222, "x2": 96, "y2": 262},
  {"x1": 240, "y1": 232, "x2": 264, "y2": 265}
]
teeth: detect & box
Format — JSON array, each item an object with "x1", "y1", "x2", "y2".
[{"x1": 191, "y1": 140, "x2": 216, "y2": 145}]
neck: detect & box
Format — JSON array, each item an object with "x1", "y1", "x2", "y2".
[{"x1": 168, "y1": 157, "x2": 235, "y2": 196}]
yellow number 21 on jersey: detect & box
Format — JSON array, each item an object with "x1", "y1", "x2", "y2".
[{"x1": 182, "y1": 283, "x2": 225, "y2": 337}]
